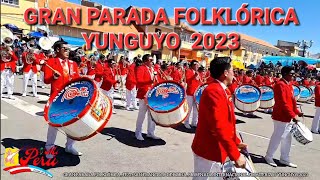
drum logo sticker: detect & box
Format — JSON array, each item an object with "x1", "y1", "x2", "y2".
[
  {"x1": 61, "y1": 87, "x2": 89, "y2": 102},
  {"x1": 239, "y1": 87, "x2": 256, "y2": 94},
  {"x1": 91, "y1": 94, "x2": 108, "y2": 121},
  {"x1": 3, "y1": 147, "x2": 58, "y2": 178},
  {"x1": 156, "y1": 86, "x2": 179, "y2": 98}
]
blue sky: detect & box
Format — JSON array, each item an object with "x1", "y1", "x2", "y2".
[{"x1": 67, "y1": 0, "x2": 319, "y2": 54}]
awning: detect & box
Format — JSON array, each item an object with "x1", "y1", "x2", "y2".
[
  {"x1": 60, "y1": 35, "x2": 86, "y2": 47},
  {"x1": 262, "y1": 56, "x2": 320, "y2": 66}
]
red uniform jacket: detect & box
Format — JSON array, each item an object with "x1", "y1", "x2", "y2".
[
  {"x1": 302, "y1": 79, "x2": 310, "y2": 87},
  {"x1": 264, "y1": 76, "x2": 274, "y2": 86},
  {"x1": 236, "y1": 75, "x2": 244, "y2": 85},
  {"x1": 125, "y1": 63, "x2": 137, "y2": 90},
  {"x1": 192, "y1": 80, "x2": 241, "y2": 162},
  {"x1": 37, "y1": 52, "x2": 48, "y2": 72},
  {"x1": 186, "y1": 69, "x2": 201, "y2": 96},
  {"x1": 100, "y1": 66, "x2": 117, "y2": 91},
  {"x1": 93, "y1": 61, "x2": 105, "y2": 82},
  {"x1": 154, "y1": 64, "x2": 160, "y2": 72},
  {"x1": 136, "y1": 65, "x2": 154, "y2": 99},
  {"x1": 254, "y1": 75, "x2": 264, "y2": 86},
  {"x1": 22, "y1": 52, "x2": 41, "y2": 73},
  {"x1": 172, "y1": 68, "x2": 183, "y2": 83},
  {"x1": 243, "y1": 75, "x2": 255, "y2": 85},
  {"x1": 207, "y1": 76, "x2": 215, "y2": 84},
  {"x1": 119, "y1": 61, "x2": 128, "y2": 75},
  {"x1": 44, "y1": 58, "x2": 79, "y2": 95},
  {"x1": 309, "y1": 80, "x2": 316, "y2": 86},
  {"x1": 292, "y1": 81, "x2": 299, "y2": 86},
  {"x1": 0, "y1": 49, "x2": 18, "y2": 72},
  {"x1": 86, "y1": 61, "x2": 96, "y2": 76},
  {"x1": 228, "y1": 79, "x2": 239, "y2": 95},
  {"x1": 272, "y1": 79, "x2": 300, "y2": 122},
  {"x1": 156, "y1": 69, "x2": 172, "y2": 83},
  {"x1": 315, "y1": 83, "x2": 320, "y2": 107}
]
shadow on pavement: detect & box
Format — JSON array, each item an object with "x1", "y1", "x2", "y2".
[
  {"x1": 100, "y1": 127, "x2": 166, "y2": 148},
  {"x1": 249, "y1": 153, "x2": 286, "y2": 167},
  {"x1": 304, "y1": 115, "x2": 314, "y2": 119},
  {"x1": 37, "y1": 101, "x2": 48, "y2": 104},
  {"x1": 36, "y1": 111, "x2": 44, "y2": 116},
  {"x1": 1, "y1": 138, "x2": 80, "y2": 170},
  {"x1": 235, "y1": 112, "x2": 262, "y2": 119},
  {"x1": 38, "y1": 92, "x2": 50, "y2": 96},
  {"x1": 236, "y1": 119, "x2": 246, "y2": 124},
  {"x1": 171, "y1": 124, "x2": 196, "y2": 134}
]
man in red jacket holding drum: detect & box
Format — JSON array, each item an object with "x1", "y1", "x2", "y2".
[
  {"x1": 135, "y1": 54, "x2": 160, "y2": 141},
  {"x1": 43, "y1": 41, "x2": 82, "y2": 158},
  {"x1": 192, "y1": 57, "x2": 247, "y2": 179},
  {"x1": 265, "y1": 66, "x2": 303, "y2": 168}
]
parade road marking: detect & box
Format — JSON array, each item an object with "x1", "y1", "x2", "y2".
[
  {"x1": 1, "y1": 114, "x2": 8, "y2": 120},
  {"x1": 1, "y1": 97, "x2": 43, "y2": 117},
  {"x1": 37, "y1": 94, "x2": 49, "y2": 101}
]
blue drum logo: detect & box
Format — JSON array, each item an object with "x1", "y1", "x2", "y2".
[
  {"x1": 299, "y1": 86, "x2": 311, "y2": 98},
  {"x1": 260, "y1": 86, "x2": 274, "y2": 101},
  {"x1": 293, "y1": 85, "x2": 300, "y2": 97},
  {"x1": 235, "y1": 85, "x2": 261, "y2": 103},
  {"x1": 195, "y1": 84, "x2": 208, "y2": 105}
]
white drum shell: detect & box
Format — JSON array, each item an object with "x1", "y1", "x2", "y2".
[
  {"x1": 56, "y1": 90, "x2": 112, "y2": 140},
  {"x1": 149, "y1": 98, "x2": 189, "y2": 127},
  {"x1": 223, "y1": 157, "x2": 257, "y2": 180},
  {"x1": 260, "y1": 99, "x2": 275, "y2": 109},
  {"x1": 291, "y1": 122, "x2": 313, "y2": 145},
  {"x1": 234, "y1": 99, "x2": 260, "y2": 113}
]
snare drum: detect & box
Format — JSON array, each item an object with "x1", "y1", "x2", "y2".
[
  {"x1": 223, "y1": 154, "x2": 258, "y2": 180},
  {"x1": 194, "y1": 84, "x2": 208, "y2": 110},
  {"x1": 293, "y1": 85, "x2": 301, "y2": 101},
  {"x1": 259, "y1": 86, "x2": 275, "y2": 109},
  {"x1": 146, "y1": 81, "x2": 189, "y2": 127},
  {"x1": 234, "y1": 85, "x2": 261, "y2": 112},
  {"x1": 291, "y1": 122, "x2": 313, "y2": 145},
  {"x1": 298, "y1": 86, "x2": 312, "y2": 102},
  {"x1": 44, "y1": 77, "x2": 112, "y2": 141}
]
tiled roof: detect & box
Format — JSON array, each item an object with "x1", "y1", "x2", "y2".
[{"x1": 237, "y1": 33, "x2": 281, "y2": 51}]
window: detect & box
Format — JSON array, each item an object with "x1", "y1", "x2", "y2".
[{"x1": 1, "y1": 0, "x2": 19, "y2": 6}]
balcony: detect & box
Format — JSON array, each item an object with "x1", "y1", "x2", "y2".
[{"x1": 180, "y1": 41, "x2": 193, "y2": 50}]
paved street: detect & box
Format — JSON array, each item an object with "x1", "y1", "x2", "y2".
[{"x1": 1, "y1": 75, "x2": 320, "y2": 180}]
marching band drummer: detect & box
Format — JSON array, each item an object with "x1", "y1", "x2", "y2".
[
  {"x1": 184, "y1": 60, "x2": 201, "y2": 129},
  {"x1": 125, "y1": 58, "x2": 138, "y2": 111},
  {"x1": 265, "y1": 66, "x2": 303, "y2": 168},
  {"x1": 135, "y1": 54, "x2": 160, "y2": 141},
  {"x1": 86, "y1": 54, "x2": 97, "y2": 79},
  {"x1": 21, "y1": 38, "x2": 41, "y2": 98},
  {"x1": 93, "y1": 54, "x2": 106, "y2": 88},
  {"x1": 100, "y1": 59, "x2": 119, "y2": 114},
  {"x1": 263, "y1": 71, "x2": 275, "y2": 113},
  {"x1": 0, "y1": 42, "x2": 18, "y2": 99},
  {"x1": 254, "y1": 71, "x2": 265, "y2": 86},
  {"x1": 311, "y1": 76, "x2": 320, "y2": 134},
  {"x1": 118, "y1": 56, "x2": 128, "y2": 88},
  {"x1": 43, "y1": 41, "x2": 82, "y2": 158},
  {"x1": 156, "y1": 63, "x2": 173, "y2": 83},
  {"x1": 192, "y1": 57, "x2": 247, "y2": 180},
  {"x1": 172, "y1": 62, "x2": 185, "y2": 86}
]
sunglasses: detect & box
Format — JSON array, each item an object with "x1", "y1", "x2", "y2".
[{"x1": 61, "y1": 47, "x2": 70, "y2": 51}]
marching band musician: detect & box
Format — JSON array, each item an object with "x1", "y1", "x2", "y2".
[
  {"x1": 44, "y1": 41, "x2": 82, "y2": 158},
  {"x1": 38, "y1": 50, "x2": 51, "y2": 89},
  {"x1": 309, "y1": 77, "x2": 316, "y2": 86},
  {"x1": 93, "y1": 54, "x2": 106, "y2": 88},
  {"x1": 243, "y1": 70, "x2": 255, "y2": 85},
  {"x1": 265, "y1": 66, "x2": 303, "y2": 168},
  {"x1": 86, "y1": 54, "x2": 97, "y2": 79},
  {"x1": 311, "y1": 76, "x2": 320, "y2": 134},
  {"x1": 236, "y1": 69, "x2": 245, "y2": 84},
  {"x1": 156, "y1": 63, "x2": 172, "y2": 83},
  {"x1": 264, "y1": 71, "x2": 275, "y2": 87},
  {"x1": 254, "y1": 71, "x2": 265, "y2": 86},
  {"x1": 302, "y1": 76, "x2": 310, "y2": 87},
  {"x1": 21, "y1": 38, "x2": 41, "y2": 97},
  {"x1": 192, "y1": 57, "x2": 247, "y2": 180},
  {"x1": 184, "y1": 60, "x2": 201, "y2": 129},
  {"x1": 100, "y1": 59, "x2": 119, "y2": 114},
  {"x1": 118, "y1": 56, "x2": 128, "y2": 88},
  {"x1": 125, "y1": 58, "x2": 138, "y2": 111},
  {"x1": 135, "y1": 54, "x2": 160, "y2": 141},
  {"x1": 0, "y1": 42, "x2": 18, "y2": 99}
]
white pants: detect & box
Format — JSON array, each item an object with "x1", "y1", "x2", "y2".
[
  {"x1": 311, "y1": 107, "x2": 320, "y2": 133},
  {"x1": 266, "y1": 120, "x2": 292, "y2": 162},
  {"x1": 126, "y1": 88, "x2": 138, "y2": 108},
  {"x1": 1, "y1": 69, "x2": 14, "y2": 96},
  {"x1": 193, "y1": 153, "x2": 223, "y2": 180},
  {"x1": 184, "y1": 95, "x2": 198, "y2": 126},
  {"x1": 23, "y1": 70, "x2": 37, "y2": 96},
  {"x1": 39, "y1": 71, "x2": 44, "y2": 87},
  {"x1": 135, "y1": 99, "x2": 156, "y2": 135},
  {"x1": 45, "y1": 125, "x2": 75, "y2": 150},
  {"x1": 101, "y1": 88, "x2": 115, "y2": 110}
]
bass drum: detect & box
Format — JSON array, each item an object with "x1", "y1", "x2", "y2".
[
  {"x1": 293, "y1": 85, "x2": 301, "y2": 101},
  {"x1": 146, "y1": 81, "x2": 189, "y2": 127},
  {"x1": 234, "y1": 85, "x2": 261, "y2": 112},
  {"x1": 194, "y1": 84, "x2": 208, "y2": 110},
  {"x1": 44, "y1": 77, "x2": 112, "y2": 141},
  {"x1": 259, "y1": 86, "x2": 274, "y2": 109},
  {"x1": 298, "y1": 86, "x2": 312, "y2": 102}
]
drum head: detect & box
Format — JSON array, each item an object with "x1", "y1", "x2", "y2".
[
  {"x1": 299, "y1": 86, "x2": 312, "y2": 99},
  {"x1": 44, "y1": 78, "x2": 96, "y2": 125},
  {"x1": 146, "y1": 81, "x2": 185, "y2": 112},
  {"x1": 293, "y1": 85, "x2": 301, "y2": 97},
  {"x1": 259, "y1": 86, "x2": 274, "y2": 101},
  {"x1": 235, "y1": 85, "x2": 261, "y2": 103},
  {"x1": 194, "y1": 84, "x2": 208, "y2": 105}
]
